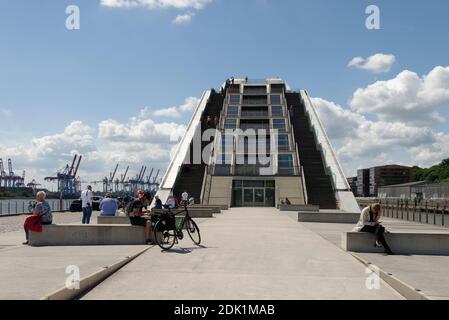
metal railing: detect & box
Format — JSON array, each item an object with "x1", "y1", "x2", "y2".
[
  {"x1": 358, "y1": 198, "x2": 449, "y2": 228},
  {"x1": 300, "y1": 90, "x2": 350, "y2": 191}
]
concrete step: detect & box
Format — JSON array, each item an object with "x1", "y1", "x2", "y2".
[{"x1": 298, "y1": 211, "x2": 359, "y2": 223}]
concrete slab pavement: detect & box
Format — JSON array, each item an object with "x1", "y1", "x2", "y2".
[
  {"x1": 300, "y1": 218, "x2": 449, "y2": 300},
  {"x1": 82, "y1": 208, "x2": 403, "y2": 300}
]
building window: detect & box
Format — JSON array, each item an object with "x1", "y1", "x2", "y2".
[
  {"x1": 271, "y1": 95, "x2": 281, "y2": 104},
  {"x1": 273, "y1": 119, "x2": 286, "y2": 131},
  {"x1": 227, "y1": 106, "x2": 239, "y2": 117},
  {"x1": 271, "y1": 106, "x2": 283, "y2": 117},
  {"x1": 278, "y1": 135, "x2": 289, "y2": 151},
  {"x1": 278, "y1": 154, "x2": 294, "y2": 174},
  {"x1": 229, "y1": 95, "x2": 240, "y2": 105},
  {"x1": 224, "y1": 119, "x2": 237, "y2": 129}
]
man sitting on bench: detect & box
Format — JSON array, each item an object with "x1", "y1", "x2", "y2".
[{"x1": 129, "y1": 190, "x2": 154, "y2": 244}]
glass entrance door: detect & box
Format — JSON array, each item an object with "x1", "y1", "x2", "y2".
[
  {"x1": 254, "y1": 188, "x2": 265, "y2": 207},
  {"x1": 232, "y1": 180, "x2": 276, "y2": 207},
  {"x1": 243, "y1": 189, "x2": 255, "y2": 206}
]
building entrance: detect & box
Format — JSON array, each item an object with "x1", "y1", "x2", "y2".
[{"x1": 232, "y1": 180, "x2": 275, "y2": 207}]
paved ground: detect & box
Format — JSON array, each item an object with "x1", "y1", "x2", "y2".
[
  {"x1": 0, "y1": 210, "x2": 150, "y2": 300},
  {"x1": 82, "y1": 208, "x2": 402, "y2": 300},
  {"x1": 299, "y1": 217, "x2": 449, "y2": 300}
]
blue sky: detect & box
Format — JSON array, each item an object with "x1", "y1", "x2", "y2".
[{"x1": 1, "y1": 0, "x2": 449, "y2": 187}]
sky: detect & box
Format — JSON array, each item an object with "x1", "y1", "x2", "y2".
[{"x1": 0, "y1": 0, "x2": 449, "y2": 190}]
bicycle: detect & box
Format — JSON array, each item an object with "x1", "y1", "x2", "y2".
[
  {"x1": 27, "y1": 200, "x2": 37, "y2": 214},
  {"x1": 153, "y1": 204, "x2": 201, "y2": 251}
]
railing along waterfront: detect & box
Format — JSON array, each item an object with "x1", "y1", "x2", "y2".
[
  {"x1": 357, "y1": 198, "x2": 449, "y2": 228},
  {"x1": 0, "y1": 199, "x2": 75, "y2": 216}
]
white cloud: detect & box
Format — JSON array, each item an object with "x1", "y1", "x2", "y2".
[
  {"x1": 173, "y1": 12, "x2": 195, "y2": 24},
  {"x1": 348, "y1": 53, "x2": 396, "y2": 74},
  {"x1": 153, "y1": 96, "x2": 200, "y2": 118},
  {"x1": 100, "y1": 0, "x2": 211, "y2": 10},
  {"x1": 350, "y1": 66, "x2": 449, "y2": 126}
]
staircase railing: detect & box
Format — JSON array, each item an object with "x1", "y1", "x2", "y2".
[
  {"x1": 155, "y1": 91, "x2": 212, "y2": 204},
  {"x1": 300, "y1": 90, "x2": 351, "y2": 192}
]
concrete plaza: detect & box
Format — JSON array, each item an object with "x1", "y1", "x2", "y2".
[{"x1": 82, "y1": 208, "x2": 402, "y2": 300}]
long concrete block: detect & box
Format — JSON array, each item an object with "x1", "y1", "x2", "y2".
[
  {"x1": 152, "y1": 208, "x2": 213, "y2": 218},
  {"x1": 343, "y1": 232, "x2": 449, "y2": 256},
  {"x1": 29, "y1": 225, "x2": 146, "y2": 247},
  {"x1": 190, "y1": 205, "x2": 222, "y2": 214},
  {"x1": 280, "y1": 204, "x2": 319, "y2": 212},
  {"x1": 298, "y1": 212, "x2": 360, "y2": 223}
]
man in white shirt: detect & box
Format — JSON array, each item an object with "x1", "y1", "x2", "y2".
[{"x1": 81, "y1": 185, "x2": 93, "y2": 224}]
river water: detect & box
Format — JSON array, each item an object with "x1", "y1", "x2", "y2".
[{"x1": 0, "y1": 199, "x2": 77, "y2": 216}]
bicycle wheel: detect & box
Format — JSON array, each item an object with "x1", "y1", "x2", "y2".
[
  {"x1": 154, "y1": 220, "x2": 176, "y2": 250},
  {"x1": 186, "y1": 219, "x2": 201, "y2": 246}
]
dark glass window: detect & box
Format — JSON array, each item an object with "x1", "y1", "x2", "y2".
[
  {"x1": 227, "y1": 106, "x2": 239, "y2": 116},
  {"x1": 271, "y1": 95, "x2": 281, "y2": 104},
  {"x1": 271, "y1": 106, "x2": 283, "y2": 116},
  {"x1": 224, "y1": 119, "x2": 237, "y2": 129},
  {"x1": 273, "y1": 119, "x2": 286, "y2": 131},
  {"x1": 278, "y1": 135, "x2": 289, "y2": 151},
  {"x1": 278, "y1": 154, "x2": 294, "y2": 169},
  {"x1": 229, "y1": 95, "x2": 240, "y2": 105}
]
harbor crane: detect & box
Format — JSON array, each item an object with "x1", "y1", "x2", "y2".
[{"x1": 44, "y1": 154, "x2": 82, "y2": 197}]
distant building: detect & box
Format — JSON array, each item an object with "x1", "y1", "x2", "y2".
[
  {"x1": 356, "y1": 169, "x2": 370, "y2": 197},
  {"x1": 369, "y1": 165, "x2": 412, "y2": 196},
  {"x1": 378, "y1": 181, "x2": 426, "y2": 199},
  {"x1": 356, "y1": 165, "x2": 412, "y2": 197},
  {"x1": 347, "y1": 177, "x2": 358, "y2": 196}
]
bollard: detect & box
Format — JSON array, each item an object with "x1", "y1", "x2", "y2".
[
  {"x1": 442, "y1": 204, "x2": 446, "y2": 227},
  {"x1": 426, "y1": 201, "x2": 429, "y2": 224},
  {"x1": 435, "y1": 203, "x2": 438, "y2": 225}
]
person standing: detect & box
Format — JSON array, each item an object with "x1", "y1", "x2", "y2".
[{"x1": 81, "y1": 185, "x2": 93, "y2": 224}]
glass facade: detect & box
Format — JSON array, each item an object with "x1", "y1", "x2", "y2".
[
  {"x1": 271, "y1": 106, "x2": 283, "y2": 116},
  {"x1": 232, "y1": 180, "x2": 276, "y2": 207}
]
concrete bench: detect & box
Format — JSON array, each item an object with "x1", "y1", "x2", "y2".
[
  {"x1": 298, "y1": 211, "x2": 360, "y2": 223},
  {"x1": 190, "y1": 205, "x2": 222, "y2": 214},
  {"x1": 280, "y1": 204, "x2": 319, "y2": 212},
  {"x1": 342, "y1": 231, "x2": 449, "y2": 256},
  {"x1": 29, "y1": 224, "x2": 146, "y2": 247},
  {"x1": 152, "y1": 208, "x2": 213, "y2": 218}
]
